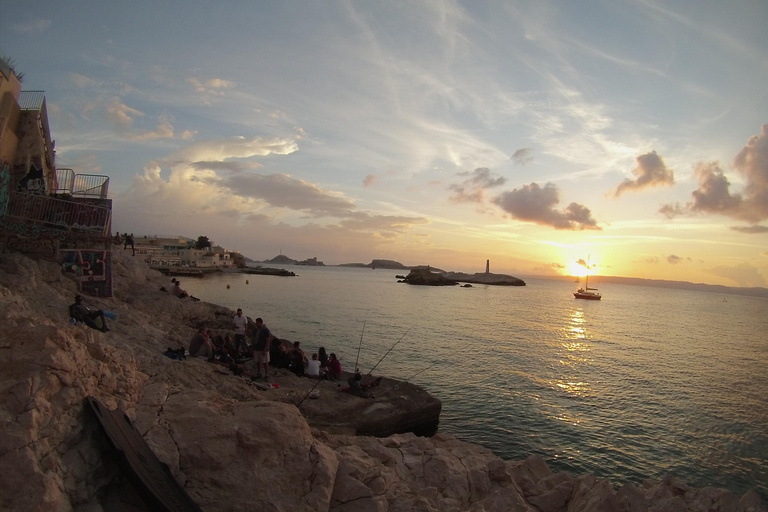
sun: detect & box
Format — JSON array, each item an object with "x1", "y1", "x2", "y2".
[{"x1": 568, "y1": 262, "x2": 589, "y2": 277}]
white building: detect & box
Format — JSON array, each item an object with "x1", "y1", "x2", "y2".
[{"x1": 134, "y1": 236, "x2": 234, "y2": 268}]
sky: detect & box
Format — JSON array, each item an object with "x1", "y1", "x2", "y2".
[{"x1": 2, "y1": 1, "x2": 767, "y2": 287}]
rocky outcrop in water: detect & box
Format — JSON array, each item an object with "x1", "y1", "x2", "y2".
[
  {"x1": 442, "y1": 271, "x2": 526, "y2": 286},
  {"x1": 402, "y1": 269, "x2": 458, "y2": 286},
  {"x1": 0, "y1": 249, "x2": 764, "y2": 511}
]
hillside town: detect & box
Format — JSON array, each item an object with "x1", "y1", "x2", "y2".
[{"x1": 119, "y1": 234, "x2": 244, "y2": 270}]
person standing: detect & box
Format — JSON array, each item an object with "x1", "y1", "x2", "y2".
[
  {"x1": 232, "y1": 308, "x2": 248, "y2": 356},
  {"x1": 252, "y1": 317, "x2": 271, "y2": 381},
  {"x1": 124, "y1": 232, "x2": 135, "y2": 256}
]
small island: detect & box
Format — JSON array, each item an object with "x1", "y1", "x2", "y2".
[{"x1": 401, "y1": 260, "x2": 526, "y2": 287}]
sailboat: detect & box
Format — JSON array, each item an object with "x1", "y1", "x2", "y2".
[{"x1": 573, "y1": 256, "x2": 601, "y2": 300}]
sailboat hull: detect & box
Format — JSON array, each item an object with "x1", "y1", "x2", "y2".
[{"x1": 573, "y1": 290, "x2": 601, "y2": 300}]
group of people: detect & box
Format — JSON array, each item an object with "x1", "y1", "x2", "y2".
[
  {"x1": 160, "y1": 278, "x2": 199, "y2": 301},
  {"x1": 279, "y1": 343, "x2": 343, "y2": 381},
  {"x1": 186, "y1": 309, "x2": 273, "y2": 381},
  {"x1": 113, "y1": 232, "x2": 135, "y2": 256},
  {"x1": 187, "y1": 308, "x2": 347, "y2": 383},
  {"x1": 186, "y1": 307, "x2": 379, "y2": 399}
]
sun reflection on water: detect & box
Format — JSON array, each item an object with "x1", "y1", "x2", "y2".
[{"x1": 551, "y1": 308, "x2": 594, "y2": 400}]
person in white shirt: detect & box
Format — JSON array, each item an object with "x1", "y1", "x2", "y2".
[
  {"x1": 307, "y1": 353, "x2": 322, "y2": 378},
  {"x1": 232, "y1": 308, "x2": 248, "y2": 355}
]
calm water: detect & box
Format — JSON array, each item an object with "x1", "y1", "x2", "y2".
[{"x1": 183, "y1": 266, "x2": 768, "y2": 500}]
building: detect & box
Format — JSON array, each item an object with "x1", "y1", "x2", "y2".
[
  {"x1": 134, "y1": 236, "x2": 234, "y2": 268},
  {"x1": 1, "y1": 58, "x2": 114, "y2": 296}
]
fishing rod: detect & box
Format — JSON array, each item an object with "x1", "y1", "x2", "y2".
[
  {"x1": 296, "y1": 377, "x2": 324, "y2": 408},
  {"x1": 296, "y1": 352, "x2": 345, "y2": 409},
  {"x1": 354, "y1": 320, "x2": 365, "y2": 373},
  {"x1": 363, "y1": 329, "x2": 409, "y2": 381},
  {"x1": 381, "y1": 362, "x2": 438, "y2": 396}
]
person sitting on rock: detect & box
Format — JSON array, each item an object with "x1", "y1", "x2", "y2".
[
  {"x1": 347, "y1": 372, "x2": 372, "y2": 398},
  {"x1": 318, "y1": 346, "x2": 329, "y2": 369},
  {"x1": 219, "y1": 334, "x2": 238, "y2": 364},
  {"x1": 170, "y1": 280, "x2": 189, "y2": 298},
  {"x1": 189, "y1": 327, "x2": 214, "y2": 361},
  {"x1": 307, "y1": 353, "x2": 322, "y2": 379},
  {"x1": 327, "y1": 353, "x2": 342, "y2": 381},
  {"x1": 69, "y1": 295, "x2": 110, "y2": 332},
  {"x1": 270, "y1": 338, "x2": 290, "y2": 369},
  {"x1": 289, "y1": 341, "x2": 306, "y2": 377}
]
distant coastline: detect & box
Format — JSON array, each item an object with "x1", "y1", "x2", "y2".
[
  {"x1": 253, "y1": 253, "x2": 768, "y2": 299},
  {"x1": 531, "y1": 274, "x2": 768, "y2": 299}
]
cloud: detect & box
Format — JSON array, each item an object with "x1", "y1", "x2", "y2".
[
  {"x1": 206, "y1": 78, "x2": 235, "y2": 89},
  {"x1": 338, "y1": 212, "x2": 430, "y2": 238},
  {"x1": 189, "y1": 77, "x2": 235, "y2": 97},
  {"x1": 55, "y1": 154, "x2": 102, "y2": 175},
  {"x1": 449, "y1": 167, "x2": 506, "y2": 203},
  {"x1": 708, "y1": 263, "x2": 767, "y2": 288},
  {"x1": 190, "y1": 161, "x2": 259, "y2": 173},
  {"x1": 576, "y1": 259, "x2": 588, "y2": 268},
  {"x1": 659, "y1": 202, "x2": 686, "y2": 219},
  {"x1": 613, "y1": 151, "x2": 674, "y2": 196},
  {"x1": 115, "y1": 135, "x2": 431, "y2": 260},
  {"x1": 733, "y1": 124, "x2": 768, "y2": 221},
  {"x1": 69, "y1": 72, "x2": 100, "y2": 88},
  {"x1": 643, "y1": 256, "x2": 661, "y2": 264},
  {"x1": 173, "y1": 136, "x2": 298, "y2": 162},
  {"x1": 131, "y1": 116, "x2": 175, "y2": 141},
  {"x1": 363, "y1": 174, "x2": 377, "y2": 188},
  {"x1": 660, "y1": 125, "x2": 768, "y2": 223},
  {"x1": 667, "y1": 255, "x2": 682, "y2": 264},
  {"x1": 730, "y1": 225, "x2": 768, "y2": 234},
  {"x1": 492, "y1": 182, "x2": 600, "y2": 230},
  {"x1": 511, "y1": 148, "x2": 534, "y2": 165},
  {"x1": 105, "y1": 97, "x2": 143, "y2": 130},
  {"x1": 13, "y1": 19, "x2": 51, "y2": 33},
  {"x1": 223, "y1": 173, "x2": 356, "y2": 218}
]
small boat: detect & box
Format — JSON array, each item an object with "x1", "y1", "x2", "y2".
[{"x1": 574, "y1": 256, "x2": 601, "y2": 300}]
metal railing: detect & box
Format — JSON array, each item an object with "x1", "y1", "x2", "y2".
[
  {"x1": 53, "y1": 168, "x2": 75, "y2": 194},
  {"x1": 3, "y1": 191, "x2": 112, "y2": 236},
  {"x1": 52, "y1": 168, "x2": 109, "y2": 198},
  {"x1": 73, "y1": 173, "x2": 109, "y2": 198},
  {"x1": 18, "y1": 91, "x2": 45, "y2": 111}
]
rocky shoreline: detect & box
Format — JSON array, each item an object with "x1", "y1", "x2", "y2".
[
  {"x1": 401, "y1": 268, "x2": 526, "y2": 287},
  {"x1": 0, "y1": 249, "x2": 764, "y2": 511}
]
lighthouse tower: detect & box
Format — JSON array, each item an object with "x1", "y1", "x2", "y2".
[{"x1": 485, "y1": 259, "x2": 490, "y2": 274}]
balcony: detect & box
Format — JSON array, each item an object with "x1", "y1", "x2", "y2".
[
  {"x1": 2, "y1": 190, "x2": 112, "y2": 236},
  {"x1": 53, "y1": 168, "x2": 110, "y2": 198}
]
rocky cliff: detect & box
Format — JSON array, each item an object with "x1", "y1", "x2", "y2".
[{"x1": 0, "y1": 249, "x2": 764, "y2": 511}]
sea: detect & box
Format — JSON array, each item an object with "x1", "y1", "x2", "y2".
[{"x1": 182, "y1": 265, "x2": 768, "y2": 501}]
